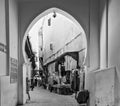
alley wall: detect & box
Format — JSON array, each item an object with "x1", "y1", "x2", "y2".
[
  {"x1": 0, "y1": 0, "x2": 7, "y2": 76},
  {"x1": 108, "y1": 0, "x2": 120, "y2": 105},
  {"x1": 0, "y1": 0, "x2": 18, "y2": 106}
]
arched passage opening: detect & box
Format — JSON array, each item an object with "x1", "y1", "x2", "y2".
[
  {"x1": 22, "y1": 7, "x2": 87, "y2": 64},
  {"x1": 21, "y1": 7, "x2": 87, "y2": 105}
]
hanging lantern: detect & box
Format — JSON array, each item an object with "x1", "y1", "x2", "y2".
[{"x1": 53, "y1": 11, "x2": 56, "y2": 18}]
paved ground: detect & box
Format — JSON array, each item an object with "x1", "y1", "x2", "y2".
[{"x1": 18, "y1": 87, "x2": 79, "y2": 106}]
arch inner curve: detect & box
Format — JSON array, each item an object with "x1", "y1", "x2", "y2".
[{"x1": 22, "y1": 7, "x2": 87, "y2": 68}]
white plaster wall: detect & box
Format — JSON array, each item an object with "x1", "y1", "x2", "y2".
[
  {"x1": 9, "y1": 0, "x2": 18, "y2": 59},
  {"x1": 85, "y1": 70, "x2": 96, "y2": 106},
  {"x1": 8, "y1": 0, "x2": 18, "y2": 105},
  {"x1": 42, "y1": 16, "x2": 85, "y2": 61},
  {"x1": 0, "y1": 0, "x2": 19, "y2": 106},
  {"x1": 95, "y1": 68, "x2": 115, "y2": 106},
  {"x1": 0, "y1": 0, "x2": 7, "y2": 76},
  {"x1": 0, "y1": 76, "x2": 17, "y2": 106},
  {"x1": 85, "y1": 67, "x2": 116, "y2": 106},
  {"x1": 0, "y1": 0, "x2": 6, "y2": 45},
  {"x1": 108, "y1": 0, "x2": 120, "y2": 105},
  {"x1": 108, "y1": 0, "x2": 120, "y2": 70},
  {"x1": 0, "y1": 52, "x2": 7, "y2": 76},
  {"x1": 100, "y1": 0, "x2": 107, "y2": 69},
  {"x1": 115, "y1": 67, "x2": 120, "y2": 106},
  {"x1": 89, "y1": 0, "x2": 100, "y2": 71}
]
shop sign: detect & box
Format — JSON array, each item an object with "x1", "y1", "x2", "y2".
[
  {"x1": 0, "y1": 43, "x2": 6, "y2": 53},
  {"x1": 10, "y1": 57, "x2": 18, "y2": 83}
]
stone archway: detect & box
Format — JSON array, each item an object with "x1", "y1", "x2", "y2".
[
  {"x1": 21, "y1": 7, "x2": 87, "y2": 104},
  {"x1": 22, "y1": 7, "x2": 87, "y2": 64}
]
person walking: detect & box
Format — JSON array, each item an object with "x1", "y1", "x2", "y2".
[
  {"x1": 31, "y1": 78, "x2": 34, "y2": 91},
  {"x1": 26, "y1": 77, "x2": 30, "y2": 101}
]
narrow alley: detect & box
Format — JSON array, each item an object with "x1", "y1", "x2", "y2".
[{"x1": 18, "y1": 87, "x2": 78, "y2": 106}]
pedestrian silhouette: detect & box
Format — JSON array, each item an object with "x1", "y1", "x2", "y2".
[{"x1": 26, "y1": 77, "x2": 30, "y2": 101}]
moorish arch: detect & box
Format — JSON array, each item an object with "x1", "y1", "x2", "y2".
[
  {"x1": 22, "y1": 7, "x2": 87, "y2": 65},
  {"x1": 18, "y1": 2, "x2": 101, "y2": 105},
  {"x1": 19, "y1": 7, "x2": 88, "y2": 104}
]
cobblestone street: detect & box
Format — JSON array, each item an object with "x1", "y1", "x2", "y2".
[{"x1": 18, "y1": 87, "x2": 79, "y2": 106}]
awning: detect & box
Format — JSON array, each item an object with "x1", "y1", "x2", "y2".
[
  {"x1": 45, "y1": 51, "x2": 79, "y2": 66},
  {"x1": 25, "y1": 36, "x2": 33, "y2": 58}
]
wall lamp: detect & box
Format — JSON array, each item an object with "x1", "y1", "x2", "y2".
[{"x1": 53, "y1": 11, "x2": 57, "y2": 18}]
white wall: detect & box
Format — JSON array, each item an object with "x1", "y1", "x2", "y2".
[
  {"x1": 107, "y1": 0, "x2": 120, "y2": 105},
  {"x1": 42, "y1": 13, "x2": 86, "y2": 62},
  {"x1": 2, "y1": 0, "x2": 18, "y2": 105},
  {"x1": 0, "y1": 0, "x2": 6, "y2": 45},
  {"x1": 0, "y1": 53, "x2": 6, "y2": 76},
  {"x1": 0, "y1": 76, "x2": 17, "y2": 106},
  {"x1": 85, "y1": 0, "x2": 120, "y2": 105},
  {"x1": 0, "y1": 0, "x2": 7, "y2": 76},
  {"x1": 89, "y1": 0, "x2": 100, "y2": 71},
  {"x1": 108, "y1": 0, "x2": 120, "y2": 70},
  {"x1": 85, "y1": 67, "x2": 117, "y2": 106},
  {"x1": 95, "y1": 68, "x2": 115, "y2": 106},
  {"x1": 9, "y1": 0, "x2": 18, "y2": 59},
  {"x1": 8, "y1": 0, "x2": 18, "y2": 105},
  {"x1": 100, "y1": 0, "x2": 107, "y2": 68},
  {"x1": 0, "y1": 0, "x2": 18, "y2": 106}
]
